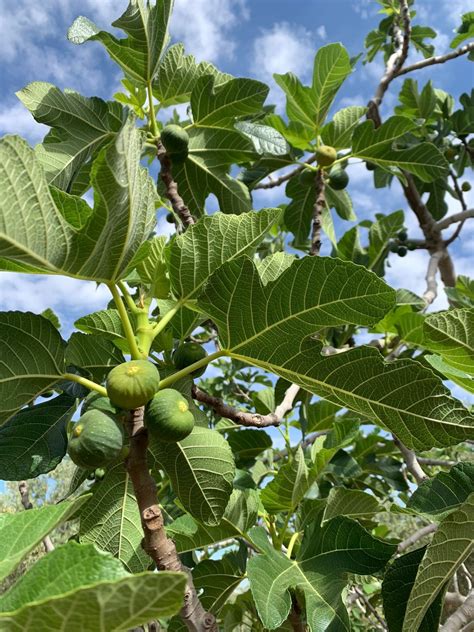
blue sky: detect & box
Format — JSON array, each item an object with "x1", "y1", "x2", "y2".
[{"x1": 0, "y1": 0, "x2": 473, "y2": 334}]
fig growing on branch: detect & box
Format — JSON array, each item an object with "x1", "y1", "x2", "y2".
[
  {"x1": 67, "y1": 410, "x2": 124, "y2": 469},
  {"x1": 173, "y1": 342, "x2": 208, "y2": 377},
  {"x1": 327, "y1": 167, "x2": 349, "y2": 190},
  {"x1": 161, "y1": 124, "x2": 189, "y2": 155},
  {"x1": 106, "y1": 360, "x2": 160, "y2": 409},
  {"x1": 145, "y1": 388, "x2": 195, "y2": 442},
  {"x1": 461, "y1": 181, "x2": 471, "y2": 192},
  {"x1": 315, "y1": 144, "x2": 337, "y2": 167}
]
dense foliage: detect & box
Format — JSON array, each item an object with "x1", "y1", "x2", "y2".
[{"x1": 0, "y1": 1, "x2": 473, "y2": 630}]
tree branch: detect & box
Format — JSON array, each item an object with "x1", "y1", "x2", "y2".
[
  {"x1": 441, "y1": 590, "x2": 474, "y2": 632},
  {"x1": 192, "y1": 382, "x2": 300, "y2": 428},
  {"x1": 310, "y1": 168, "x2": 326, "y2": 256},
  {"x1": 397, "y1": 523, "x2": 437, "y2": 553},
  {"x1": 367, "y1": 0, "x2": 411, "y2": 117},
  {"x1": 287, "y1": 595, "x2": 306, "y2": 632},
  {"x1": 395, "y1": 42, "x2": 474, "y2": 78},
  {"x1": 124, "y1": 408, "x2": 216, "y2": 632},
  {"x1": 19, "y1": 481, "x2": 55, "y2": 553},
  {"x1": 253, "y1": 155, "x2": 317, "y2": 190},
  {"x1": 423, "y1": 250, "x2": 443, "y2": 305},
  {"x1": 437, "y1": 209, "x2": 474, "y2": 231},
  {"x1": 156, "y1": 142, "x2": 195, "y2": 228},
  {"x1": 392, "y1": 435, "x2": 428, "y2": 484}
]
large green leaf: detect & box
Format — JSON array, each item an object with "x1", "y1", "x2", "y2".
[
  {"x1": 260, "y1": 447, "x2": 310, "y2": 514},
  {"x1": 191, "y1": 75, "x2": 268, "y2": 129},
  {"x1": 0, "y1": 118, "x2": 157, "y2": 282},
  {"x1": 423, "y1": 308, "x2": 474, "y2": 374},
  {"x1": 79, "y1": 462, "x2": 150, "y2": 573},
  {"x1": 0, "y1": 496, "x2": 88, "y2": 582},
  {"x1": 65, "y1": 333, "x2": 124, "y2": 382},
  {"x1": 406, "y1": 462, "x2": 474, "y2": 520},
  {"x1": 321, "y1": 106, "x2": 366, "y2": 149},
  {"x1": 322, "y1": 487, "x2": 380, "y2": 523},
  {"x1": 0, "y1": 395, "x2": 76, "y2": 480},
  {"x1": 68, "y1": 0, "x2": 174, "y2": 84},
  {"x1": 247, "y1": 518, "x2": 396, "y2": 631},
  {"x1": 227, "y1": 429, "x2": 272, "y2": 466},
  {"x1": 275, "y1": 43, "x2": 352, "y2": 133},
  {"x1": 351, "y1": 116, "x2": 449, "y2": 182},
  {"x1": 198, "y1": 257, "x2": 474, "y2": 449},
  {"x1": 284, "y1": 175, "x2": 316, "y2": 244},
  {"x1": 170, "y1": 129, "x2": 255, "y2": 216},
  {"x1": 166, "y1": 489, "x2": 259, "y2": 552},
  {"x1": 153, "y1": 43, "x2": 231, "y2": 107},
  {"x1": 0, "y1": 542, "x2": 185, "y2": 631},
  {"x1": 150, "y1": 426, "x2": 235, "y2": 525},
  {"x1": 402, "y1": 493, "x2": 474, "y2": 632},
  {"x1": 0, "y1": 312, "x2": 65, "y2": 425},
  {"x1": 168, "y1": 208, "x2": 281, "y2": 303},
  {"x1": 16, "y1": 82, "x2": 124, "y2": 191},
  {"x1": 199, "y1": 256, "x2": 395, "y2": 356},
  {"x1": 425, "y1": 354, "x2": 474, "y2": 394},
  {"x1": 75, "y1": 309, "x2": 127, "y2": 341},
  {"x1": 382, "y1": 547, "x2": 444, "y2": 632},
  {"x1": 192, "y1": 549, "x2": 246, "y2": 614},
  {"x1": 235, "y1": 121, "x2": 289, "y2": 156}
]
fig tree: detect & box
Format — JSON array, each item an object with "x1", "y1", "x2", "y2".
[
  {"x1": 106, "y1": 360, "x2": 160, "y2": 409},
  {"x1": 145, "y1": 388, "x2": 195, "y2": 442}
]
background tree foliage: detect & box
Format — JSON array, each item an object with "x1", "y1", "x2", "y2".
[{"x1": 0, "y1": 0, "x2": 473, "y2": 630}]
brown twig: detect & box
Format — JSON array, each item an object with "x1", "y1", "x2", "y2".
[
  {"x1": 392, "y1": 436, "x2": 428, "y2": 484},
  {"x1": 441, "y1": 590, "x2": 474, "y2": 632},
  {"x1": 397, "y1": 523, "x2": 437, "y2": 553},
  {"x1": 417, "y1": 457, "x2": 457, "y2": 467},
  {"x1": 156, "y1": 142, "x2": 195, "y2": 228},
  {"x1": 192, "y1": 382, "x2": 300, "y2": 428},
  {"x1": 353, "y1": 586, "x2": 388, "y2": 631},
  {"x1": 124, "y1": 408, "x2": 216, "y2": 632},
  {"x1": 423, "y1": 250, "x2": 443, "y2": 305},
  {"x1": 287, "y1": 595, "x2": 306, "y2": 632},
  {"x1": 310, "y1": 169, "x2": 326, "y2": 256},
  {"x1": 273, "y1": 430, "x2": 330, "y2": 462},
  {"x1": 19, "y1": 481, "x2": 55, "y2": 553},
  {"x1": 437, "y1": 209, "x2": 474, "y2": 231},
  {"x1": 367, "y1": 0, "x2": 411, "y2": 117},
  {"x1": 395, "y1": 42, "x2": 474, "y2": 78},
  {"x1": 253, "y1": 154, "x2": 317, "y2": 190}
]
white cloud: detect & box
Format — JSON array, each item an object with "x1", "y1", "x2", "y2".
[
  {"x1": 351, "y1": 0, "x2": 375, "y2": 20},
  {"x1": 170, "y1": 0, "x2": 249, "y2": 62},
  {"x1": 316, "y1": 25, "x2": 327, "y2": 41},
  {"x1": 0, "y1": 274, "x2": 110, "y2": 336},
  {"x1": 0, "y1": 103, "x2": 48, "y2": 143},
  {"x1": 253, "y1": 22, "x2": 314, "y2": 83},
  {"x1": 252, "y1": 22, "x2": 319, "y2": 109}
]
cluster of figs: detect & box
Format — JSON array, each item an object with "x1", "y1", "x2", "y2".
[
  {"x1": 67, "y1": 343, "x2": 207, "y2": 472},
  {"x1": 299, "y1": 145, "x2": 350, "y2": 191}
]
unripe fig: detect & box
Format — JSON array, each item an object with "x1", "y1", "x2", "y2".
[
  {"x1": 461, "y1": 181, "x2": 471, "y2": 192},
  {"x1": 315, "y1": 145, "x2": 337, "y2": 167},
  {"x1": 398, "y1": 246, "x2": 408, "y2": 257},
  {"x1": 106, "y1": 360, "x2": 160, "y2": 410},
  {"x1": 173, "y1": 342, "x2": 208, "y2": 377}
]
